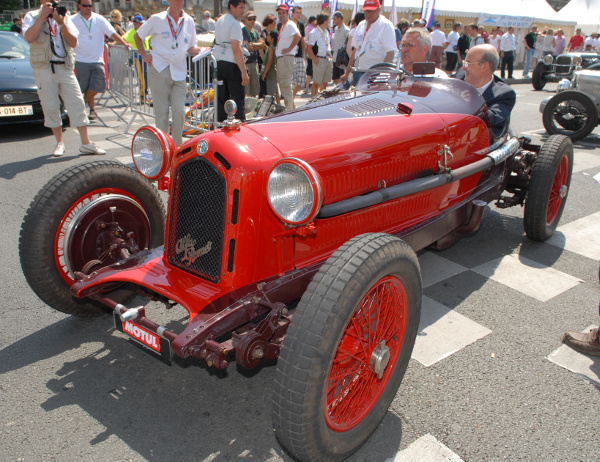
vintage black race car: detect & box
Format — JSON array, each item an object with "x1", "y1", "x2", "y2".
[{"x1": 532, "y1": 51, "x2": 600, "y2": 91}]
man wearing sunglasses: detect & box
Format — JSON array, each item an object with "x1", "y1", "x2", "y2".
[{"x1": 72, "y1": 0, "x2": 130, "y2": 121}]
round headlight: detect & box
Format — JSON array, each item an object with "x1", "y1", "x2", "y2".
[
  {"x1": 131, "y1": 126, "x2": 174, "y2": 180},
  {"x1": 543, "y1": 54, "x2": 553, "y2": 65},
  {"x1": 573, "y1": 56, "x2": 582, "y2": 66},
  {"x1": 267, "y1": 159, "x2": 322, "y2": 225}
]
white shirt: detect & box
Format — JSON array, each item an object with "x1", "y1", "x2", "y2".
[
  {"x1": 308, "y1": 25, "x2": 331, "y2": 57},
  {"x1": 500, "y1": 33, "x2": 516, "y2": 52},
  {"x1": 431, "y1": 29, "x2": 446, "y2": 47},
  {"x1": 584, "y1": 36, "x2": 600, "y2": 51},
  {"x1": 214, "y1": 13, "x2": 242, "y2": 63},
  {"x1": 446, "y1": 30, "x2": 459, "y2": 53},
  {"x1": 276, "y1": 20, "x2": 299, "y2": 57},
  {"x1": 489, "y1": 35, "x2": 501, "y2": 51},
  {"x1": 477, "y1": 77, "x2": 494, "y2": 94},
  {"x1": 202, "y1": 17, "x2": 216, "y2": 32},
  {"x1": 352, "y1": 16, "x2": 397, "y2": 70},
  {"x1": 136, "y1": 10, "x2": 197, "y2": 81},
  {"x1": 72, "y1": 13, "x2": 116, "y2": 63},
  {"x1": 22, "y1": 10, "x2": 79, "y2": 61}
]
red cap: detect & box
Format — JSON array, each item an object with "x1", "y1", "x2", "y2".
[
  {"x1": 276, "y1": 3, "x2": 289, "y2": 10},
  {"x1": 362, "y1": 0, "x2": 380, "y2": 10}
]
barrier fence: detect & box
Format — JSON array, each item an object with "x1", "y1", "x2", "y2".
[{"x1": 104, "y1": 45, "x2": 219, "y2": 137}]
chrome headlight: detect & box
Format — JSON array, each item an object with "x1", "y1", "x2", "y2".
[
  {"x1": 543, "y1": 54, "x2": 554, "y2": 65},
  {"x1": 557, "y1": 78, "x2": 572, "y2": 91},
  {"x1": 267, "y1": 159, "x2": 322, "y2": 226},
  {"x1": 573, "y1": 56, "x2": 582, "y2": 66},
  {"x1": 131, "y1": 126, "x2": 175, "y2": 180}
]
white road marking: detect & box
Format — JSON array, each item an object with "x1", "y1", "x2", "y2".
[
  {"x1": 412, "y1": 296, "x2": 492, "y2": 367},
  {"x1": 472, "y1": 254, "x2": 583, "y2": 302},
  {"x1": 547, "y1": 211, "x2": 600, "y2": 260},
  {"x1": 547, "y1": 325, "x2": 600, "y2": 388},
  {"x1": 386, "y1": 434, "x2": 465, "y2": 462},
  {"x1": 419, "y1": 252, "x2": 468, "y2": 288}
]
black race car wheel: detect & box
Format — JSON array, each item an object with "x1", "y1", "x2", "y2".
[
  {"x1": 272, "y1": 233, "x2": 421, "y2": 462},
  {"x1": 532, "y1": 62, "x2": 548, "y2": 90},
  {"x1": 542, "y1": 90, "x2": 598, "y2": 141},
  {"x1": 524, "y1": 135, "x2": 573, "y2": 242},
  {"x1": 19, "y1": 161, "x2": 166, "y2": 316}
]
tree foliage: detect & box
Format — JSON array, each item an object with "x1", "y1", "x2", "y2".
[{"x1": 0, "y1": 0, "x2": 26, "y2": 12}]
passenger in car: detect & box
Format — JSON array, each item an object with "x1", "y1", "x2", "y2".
[{"x1": 459, "y1": 44, "x2": 516, "y2": 137}]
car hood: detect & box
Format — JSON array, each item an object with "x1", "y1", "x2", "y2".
[{"x1": 0, "y1": 58, "x2": 37, "y2": 91}]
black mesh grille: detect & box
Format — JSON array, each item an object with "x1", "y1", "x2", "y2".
[
  {"x1": 232, "y1": 189, "x2": 239, "y2": 225},
  {"x1": 227, "y1": 239, "x2": 235, "y2": 272},
  {"x1": 0, "y1": 91, "x2": 39, "y2": 105},
  {"x1": 167, "y1": 157, "x2": 227, "y2": 282}
]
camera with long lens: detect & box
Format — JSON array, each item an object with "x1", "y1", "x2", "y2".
[{"x1": 48, "y1": 1, "x2": 68, "y2": 18}]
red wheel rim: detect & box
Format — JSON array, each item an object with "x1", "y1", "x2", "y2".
[
  {"x1": 325, "y1": 275, "x2": 408, "y2": 432},
  {"x1": 547, "y1": 154, "x2": 569, "y2": 225},
  {"x1": 53, "y1": 188, "x2": 152, "y2": 285}
]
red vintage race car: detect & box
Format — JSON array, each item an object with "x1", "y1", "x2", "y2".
[{"x1": 20, "y1": 67, "x2": 573, "y2": 462}]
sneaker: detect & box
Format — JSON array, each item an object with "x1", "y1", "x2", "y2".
[
  {"x1": 79, "y1": 143, "x2": 106, "y2": 155},
  {"x1": 88, "y1": 109, "x2": 98, "y2": 120},
  {"x1": 53, "y1": 141, "x2": 65, "y2": 157},
  {"x1": 562, "y1": 327, "x2": 600, "y2": 356}
]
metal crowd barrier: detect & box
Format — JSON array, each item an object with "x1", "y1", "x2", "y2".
[{"x1": 104, "y1": 45, "x2": 219, "y2": 137}]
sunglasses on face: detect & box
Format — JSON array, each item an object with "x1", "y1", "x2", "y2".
[{"x1": 81, "y1": 3, "x2": 93, "y2": 7}]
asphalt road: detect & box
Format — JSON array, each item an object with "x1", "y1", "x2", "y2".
[{"x1": 1, "y1": 81, "x2": 599, "y2": 462}]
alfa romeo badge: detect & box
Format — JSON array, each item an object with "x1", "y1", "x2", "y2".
[{"x1": 197, "y1": 139, "x2": 209, "y2": 156}]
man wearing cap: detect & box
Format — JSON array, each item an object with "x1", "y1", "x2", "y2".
[
  {"x1": 122, "y1": 15, "x2": 150, "y2": 50},
  {"x1": 213, "y1": 0, "x2": 249, "y2": 122},
  {"x1": 306, "y1": 14, "x2": 332, "y2": 97},
  {"x1": 72, "y1": 0, "x2": 130, "y2": 120},
  {"x1": 331, "y1": 11, "x2": 350, "y2": 84},
  {"x1": 400, "y1": 28, "x2": 447, "y2": 77},
  {"x1": 341, "y1": 0, "x2": 396, "y2": 85},
  {"x1": 134, "y1": 0, "x2": 201, "y2": 146},
  {"x1": 430, "y1": 22, "x2": 447, "y2": 69},
  {"x1": 242, "y1": 10, "x2": 266, "y2": 97},
  {"x1": 276, "y1": 4, "x2": 302, "y2": 111}
]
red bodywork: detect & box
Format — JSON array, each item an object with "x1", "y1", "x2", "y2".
[{"x1": 72, "y1": 73, "x2": 508, "y2": 366}]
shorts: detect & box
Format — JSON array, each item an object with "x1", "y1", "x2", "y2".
[
  {"x1": 306, "y1": 59, "x2": 313, "y2": 77},
  {"x1": 332, "y1": 63, "x2": 344, "y2": 80},
  {"x1": 312, "y1": 57, "x2": 332, "y2": 85},
  {"x1": 75, "y1": 62, "x2": 107, "y2": 93},
  {"x1": 293, "y1": 57, "x2": 306, "y2": 87}
]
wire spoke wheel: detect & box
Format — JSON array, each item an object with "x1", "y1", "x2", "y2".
[
  {"x1": 273, "y1": 234, "x2": 421, "y2": 462},
  {"x1": 326, "y1": 276, "x2": 407, "y2": 431},
  {"x1": 543, "y1": 90, "x2": 598, "y2": 141},
  {"x1": 524, "y1": 135, "x2": 573, "y2": 242}
]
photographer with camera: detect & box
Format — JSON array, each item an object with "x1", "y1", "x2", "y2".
[{"x1": 22, "y1": 1, "x2": 105, "y2": 156}]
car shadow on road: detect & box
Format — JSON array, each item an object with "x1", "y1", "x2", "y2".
[{"x1": 0, "y1": 310, "x2": 405, "y2": 462}]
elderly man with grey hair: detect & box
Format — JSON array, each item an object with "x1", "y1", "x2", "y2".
[
  {"x1": 400, "y1": 27, "x2": 447, "y2": 77},
  {"x1": 461, "y1": 44, "x2": 516, "y2": 137},
  {"x1": 202, "y1": 10, "x2": 216, "y2": 32}
]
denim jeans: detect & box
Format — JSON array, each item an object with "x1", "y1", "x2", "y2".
[{"x1": 523, "y1": 48, "x2": 535, "y2": 76}]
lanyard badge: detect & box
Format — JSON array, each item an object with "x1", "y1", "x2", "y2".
[{"x1": 168, "y1": 15, "x2": 184, "y2": 49}]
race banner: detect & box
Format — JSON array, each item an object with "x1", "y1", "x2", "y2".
[
  {"x1": 322, "y1": 0, "x2": 329, "y2": 10},
  {"x1": 421, "y1": 0, "x2": 436, "y2": 28}
]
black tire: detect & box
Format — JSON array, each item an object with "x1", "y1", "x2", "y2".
[
  {"x1": 19, "y1": 161, "x2": 166, "y2": 316},
  {"x1": 272, "y1": 233, "x2": 421, "y2": 462},
  {"x1": 542, "y1": 90, "x2": 598, "y2": 141},
  {"x1": 532, "y1": 62, "x2": 548, "y2": 90},
  {"x1": 524, "y1": 135, "x2": 573, "y2": 241}
]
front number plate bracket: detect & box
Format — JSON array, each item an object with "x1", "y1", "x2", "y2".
[{"x1": 114, "y1": 313, "x2": 172, "y2": 363}]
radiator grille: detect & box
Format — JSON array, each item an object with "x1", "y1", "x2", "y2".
[
  {"x1": 1, "y1": 90, "x2": 39, "y2": 105},
  {"x1": 555, "y1": 55, "x2": 573, "y2": 74},
  {"x1": 167, "y1": 157, "x2": 227, "y2": 282}
]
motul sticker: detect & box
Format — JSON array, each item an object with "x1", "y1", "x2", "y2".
[
  {"x1": 113, "y1": 314, "x2": 172, "y2": 362},
  {"x1": 122, "y1": 321, "x2": 160, "y2": 352}
]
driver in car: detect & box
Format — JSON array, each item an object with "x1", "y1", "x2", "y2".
[{"x1": 459, "y1": 44, "x2": 516, "y2": 137}]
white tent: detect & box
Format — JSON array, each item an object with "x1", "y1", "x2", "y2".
[{"x1": 558, "y1": 0, "x2": 600, "y2": 34}]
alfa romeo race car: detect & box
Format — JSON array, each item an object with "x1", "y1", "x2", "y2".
[{"x1": 20, "y1": 66, "x2": 573, "y2": 462}]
